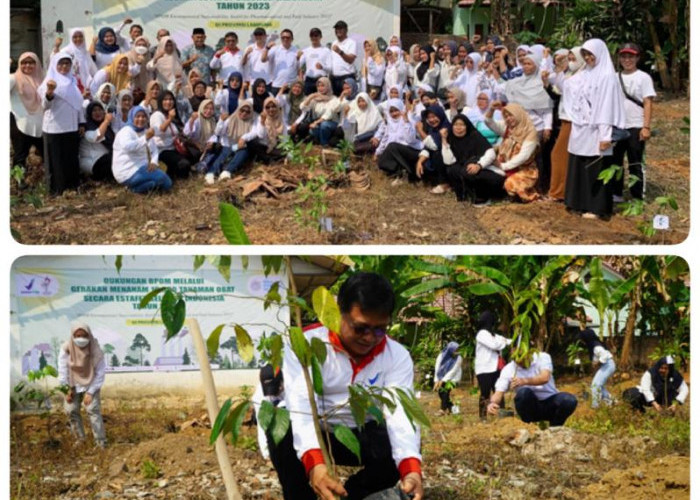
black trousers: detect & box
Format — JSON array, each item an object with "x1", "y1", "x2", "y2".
[
  {"x1": 538, "y1": 134, "x2": 554, "y2": 194},
  {"x1": 159, "y1": 149, "x2": 192, "y2": 180},
  {"x1": 268, "y1": 420, "x2": 400, "y2": 500},
  {"x1": 611, "y1": 127, "x2": 646, "y2": 199},
  {"x1": 377, "y1": 143, "x2": 421, "y2": 179},
  {"x1": 438, "y1": 387, "x2": 453, "y2": 411},
  {"x1": 10, "y1": 113, "x2": 43, "y2": 168},
  {"x1": 331, "y1": 74, "x2": 355, "y2": 96},
  {"x1": 514, "y1": 388, "x2": 578, "y2": 427},
  {"x1": 44, "y1": 131, "x2": 80, "y2": 195},
  {"x1": 91, "y1": 153, "x2": 115, "y2": 182},
  {"x1": 446, "y1": 165, "x2": 505, "y2": 202},
  {"x1": 304, "y1": 76, "x2": 321, "y2": 96},
  {"x1": 477, "y1": 371, "x2": 500, "y2": 417}
]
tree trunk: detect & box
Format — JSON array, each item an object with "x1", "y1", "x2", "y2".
[
  {"x1": 619, "y1": 280, "x2": 641, "y2": 371},
  {"x1": 644, "y1": 4, "x2": 673, "y2": 90},
  {"x1": 665, "y1": 0, "x2": 681, "y2": 92}
]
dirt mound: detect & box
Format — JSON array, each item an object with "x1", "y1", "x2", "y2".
[{"x1": 582, "y1": 455, "x2": 689, "y2": 500}]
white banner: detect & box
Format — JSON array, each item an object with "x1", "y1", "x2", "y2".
[{"x1": 10, "y1": 256, "x2": 289, "y2": 379}]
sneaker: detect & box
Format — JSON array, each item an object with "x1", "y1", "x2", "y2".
[
  {"x1": 390, "y1": 177, "x2": 404, "y2": 187},
  {"x1": 219, "y1": 171, "x2": 232, "y2": 181},
  {"x1": 613, "y1": 195, "x2": 624, "y2": 203},
  {"x1": 582, "y1": 212, "x2": 599, "y2": 220},
  {"x1": 430, "y1": 184, "x2": 450, "y2": 194},
  {"x1": 205, "y1": 173, "x2": 215, "y2": 185},
  {"x1": 473, "y1": 199, "x2": 491, "y2": 208}
]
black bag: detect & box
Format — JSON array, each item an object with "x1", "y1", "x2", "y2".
[{"x1": 618, "y1": 72, "x2": 645, "y2": 108}]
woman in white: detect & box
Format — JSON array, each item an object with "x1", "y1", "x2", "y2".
[
  {"x1": 453, "y1": 53, "x2": 489, "y2": 107},
  {"x1": 343, "y1": 91, "x2": 384, "y2": 154},
  {"x1": 474, "y1": 311, "x2": 511, "y2": 420},
  {"x1": 127, "y1": 36, "x2": 152, "y2": 98},
  {"x1": 88, "y1": 54, "x2": 139, "y2": 97},
  {"x1": 112, "y1": 106, "x2": 172, "y2": 193},
  {"x1": 10, "y1": 52, "x2": 44, "y2": 169},
  {"x1": 113, "y1": 89, "x2": 134, "y2": 132},
  {"x1": 38, "y1": 52, "x2": 85, "y2": 195},
  {"x1": 79, "y1": 101, "x2": 115, "y2": 180},
  {"x1": 148, "y1": 36, "x2": 183, "y2": 88},
  {"x1": 412, "y1": 46, "x2": 439, "y2": 92},
  {"x1": 89, "y1": 82, "x2": 117, "y2": 113},
  {"x1": 405, "y1": 43, "x2": 422, "y2": 90},
  {"x1": 92, "y1": 27, "x2": 126, "y2": 69},
  {"x1": 434, "y1": 342, "x2": 462, "y2": 414},
  {"x1": 383, "y1": 46, "x2": 407, "y2": 99},
  {"x1": 564, "y1": 38, "x2": 625, "y2": 219},
  {"x1": 578, "y1": 329, "x2": 615, "y2": 409},
  {"x1": 53, "y1": 28, "x2": 97, "y2": 90},
  {"x1": 291, "y1": 76, "x2": 340, "y2": 145},
  {"x1": 362, "y1": 39, "x2": 386, "y2": 101}
]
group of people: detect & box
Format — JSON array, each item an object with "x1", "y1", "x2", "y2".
[{"x1": 11, "y1": 19, "x2": 654, "y2": 216}]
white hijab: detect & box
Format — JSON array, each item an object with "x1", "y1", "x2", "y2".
[
  {"x1": 38, "y1": 51, "x2": 85, "y2": 112},
  {"x1": 348, "y1": 92, "x2": 383, "y2": 135},
  {"x1": 504, "y1": 52, "x2": 553, "y2": 111},
  {"x1": 64, "y1": 28, "x2": 98, "y2": 86}
]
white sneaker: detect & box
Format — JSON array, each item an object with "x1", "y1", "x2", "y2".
[
  {"x1": 205, "y1": 173, "x2": 215, "y2": 185},
  {"x1": 219, "y1": 171, "x2": 232, "y2": 181}
]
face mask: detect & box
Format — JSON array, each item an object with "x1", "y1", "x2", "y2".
[
  {"x1": 569, "y1": 61, "x2": 581, "y2": 72},
  {"x1": 135, "y1": 46, "x2": 148, "y2": 55},
  {"x1": 73, "y1": 337, "x2": 90, "y2": 348}
]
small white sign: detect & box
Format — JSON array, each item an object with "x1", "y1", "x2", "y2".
[
  {"x1": 320, "y1": 217, "x2": 333, "y2": 233},
  {"x1": 574, "y1": 358, "x2": 581, "y2": 366},
  {"x1": 653, "y1": 215, "x2": 670, "y2": 230}
]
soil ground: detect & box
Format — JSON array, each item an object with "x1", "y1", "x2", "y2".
[
  {"x1": 10, "y1": 97, "x2": 689, "y2": 245},
  {"x1": 10, "y1": 372, "x2": 689, "y2": 499}
]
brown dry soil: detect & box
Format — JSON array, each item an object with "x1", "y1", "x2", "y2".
[
  {"x1": 10, "y1": 98, "x2": 689, "y2": 245},
  {"x1": 10, "y1": 374, "x2": 689, "y2": 499}
]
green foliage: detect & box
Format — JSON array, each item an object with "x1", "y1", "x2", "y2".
[
  {"x1": 597, "y1": 164, "x2": 624, "y2": 185},
  {"x1": 234, "y1": 325, "x2": 254, "y2": 363},
  {"x1": 161, "y1": 289, "x2": 186, "y2": 339},
  {"x1": 141, "y1": 459, "x2": 161, "y2": 479},
  {"x1": 13, "y1": 366, "x2": 69, "y2": 444},
  {"x1": 295, "y1": 173, "x2": 329, "y2": 232},
  {"x1": 207, "y1": 324, "x2": 226, "y2": 360},
  {"x1": 312, "y1": 286, "x2": 341, "y2": 334},
  {"x1": 680, "y1": 116, "x2": 689, "y2": 134},
  {"x1": 334, "y1": 425, "x2": 361, "y2": 462},
  {"x1": 566, "y1": 341, "x2": 585, "y2": 366},
  {"x1": 337, "y1": 139, "x2": 354, "y2": 163},
  {"x1": 219, "y1": 202, "x2": 251, "y2": 245},
  {"x1": 9, "y1": 165, "x2": 45, "y2": 216}
]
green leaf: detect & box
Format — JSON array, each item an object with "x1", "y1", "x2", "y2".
[
  {"x1": 225, "y1": 401, "x2": 251, "y2": 445},
  {"x1": 219, "y1": 203, "x2": 251, "y2": 245},
  {"x1": 270, "y1": 407, "x2": 290, "y2": 445},
  {"x1": 139, "y1": 287, "x2": 166, "y2": 309},
  {"x1": 401, "y1": 277, "x2": 452, "y2": 298},
  {"x1": 240, "y1": 255, "x2": 249, "y2": 270},
  {"x1": 310, "y1": 337, "x2": 328, "y2": 365},
  {"x1": 471, "y1": 266, "x2": 512, "y2": 287},
  {"x1": 467, "y1": 282, "x2": 506, "y2": 296},
  {"x1": 289, "y1": 327, "x2": 310, "y2": 367},
  {"x1": 311, "y1": 356, "x2": 324, "y2": 395},
  {"x1": 334, "y1": 425, "x2": 361, "y2": 462},
  {"x1": 395, "y1": 388, "x2": 431, "y2": 429},
  {"x1": 161, "y1": 290, "x2": 186, "y2": 339},
  {"x1": 269, "y1": 334, "x2": 284, "y2": 371},
  {"x1": 206, "y1": 324, "x2": 226, "y2": 360},
  {"x1": 264, "y1": 281, "x2": 282, "y2": 311},
  {"x1": 210, "y1": 398, "x2": 233, "y2": 445},
  {"x1": 312, "y1": 287, "x2": 341, "y2": 334},
  {"x1": 193, "y1": 255, "x2": 205, "y2": 271},
  {"x1": 367, "y1": 405, "x2": 385, "y2": 425},
  {"x1": 217, "y1": 255, "x2": 232, "y2": 282},
  {"x1": 42, "y1": 365, "x2": 58, "y2": 378},
  {"x1": 115, "y1": 256, "x2": 123, "y2": 274},
  {"x1": 258, "y1": 400, "x2": 275, "y2": 431},
  {"x1": 234, "y1": 324, "x2": 254, "y2": 363},
  {"x1": 348, "y1": 386, "x2": 367, "y2": 427}
]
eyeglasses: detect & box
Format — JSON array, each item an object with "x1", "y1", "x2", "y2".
[
  {"x1": 239, "y1": 108, "x2": 251, "y2": 114},
  {"x1": 345, "y1": 317, "x2": 389, "y2": 338}
]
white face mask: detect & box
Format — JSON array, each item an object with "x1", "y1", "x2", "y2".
[
  {"x1": 134, "y1": 46, "x2": 148, "y2": 55},
  {"x1": 73, "y1": 337, "x2": 90, "y2": 348},
  {"x1": 569, "y1": 61, "x2": 581, "y2": 72}
]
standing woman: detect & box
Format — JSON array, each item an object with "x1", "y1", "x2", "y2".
[
  {"x1": 92, "y1": 27, "x2": 124, "y2": 69},
  {"x1": 79, "y1": 101, "x2": 115, "y2": 181},
  {"x1": 55, "y1": 28, "x2": 97, "y2": 90},
  {"x1": 126, "y1": 36, "x2": 152, "y2": 103},
  {"x1": 150, "y1": 90, "x2": 194, "y2": 179},
  {"x1": 38, "y1": 52, "x2": 85, "y2": 195},
  {"x1": 564, "y1": 38, "x2": 626, "y2": 219},
  {"x1": 88, "y1": 54, "x2": 136, "y2": 96},
  {"x1": 142, "y1": 80, "x2": 162, "y2": 114},
  {"x1": 58, "y1": 322, "x2": 107, "y2": 448},
  {"x1": 251, "y1": 77, "x2": 272, "y2": 114},
  {"x1": 363, "y1": 39, "x2": 386, "y2": 101},
  {"x1": 433, "y1": 342, "x2": 462, "y2": 415},
  {"x1": 113, "y1": 89, "x2": 133, "y2": 132},
  {"x1": 413, "y1": 46, "x2": 439, "y2": 92},
  {"x1": 148, "y1": 36, "x2": 183, "y2": 88},
  {"x1": 578, "y1": 329, "x2": 615, "y2": 409},
  {"x1": 383, "y1": 46, "x2": 407, "y2": 98},
  {"x1": 474, "y1": 311, "x2": 511, "y2": 420},
  {"x1": 10, "y1": 52, "x2": 44, "y2": 170}
]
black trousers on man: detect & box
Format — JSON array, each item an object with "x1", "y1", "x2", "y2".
[
  {"x1": 611, "y1": 127, "x2": 646, "y2": 200},
  {"x1": 331, "y1": 73, "x2": 355, "y2": 96},
  {"x1": 268, "y1": 420, "x2": 400, "y2": 500}
]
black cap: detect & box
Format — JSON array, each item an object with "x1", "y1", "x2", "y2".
[
  {"x1": 192, "y1": 28, "x2": 205, "y2": 35},
  {"x1": 253, "y1": 27, "x2": 266, "y2": 36},
  {"x1": 309, "y1": 27, "x2": 322, "y2": 37},
  {"x1": 333, "y1": 20, "x2": 348, "y2": 30},
  {"x1": 618, "y1": 42, "x2": 641, "y2": 56}
]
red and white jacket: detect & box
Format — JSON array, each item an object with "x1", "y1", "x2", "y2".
[{"x1": 283, "y1": 324, "x2": 422, "y2": 479}]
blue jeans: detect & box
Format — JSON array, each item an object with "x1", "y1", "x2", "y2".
[
  {"x1": 310, "y1": 120, "x2": 338, "y2": 146},
  {"x1": 223, "y1": 148, "x2": 250, "y2": 174},
  {"x1": 207, "y1": 146, "x2": 232, "y2": 175},
  {"x1": 124, "y1": 165, "x2": 172, "y2": 194},
  {"x1": 514, "y1": 388, "x2": 578, "y2": 426},
  {"x1": 591, "y1": 359, "x2": 616, "y2": 408}
]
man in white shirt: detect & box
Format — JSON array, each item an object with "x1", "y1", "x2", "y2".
[
  {"x1": 262, "y1": 28, "x2": 299, "y2": 95},
  {"x1": 114, "y1": 17, "x2": 142, "y2": 51},
  {"x1": 210, "y1": 31, "x2": 243, "y2": 83},
  {"x1": 242, "y1": 27, "x2": 272, "y2": 87},
  {"x1": 330, "y1": 20, "x2": 357, "y2": 96},
  {"x1": 487, "y1": 350, "x2": 578, "y2": 426},
  {"x1": 270, "y1": 272, "x2": 424, "y2": 500},
  {"x1": 299, "y1": 27, "x2": 332, "y2": 95},
  {"x1": 612, "y1": 42, "x2": 656, "y2": 201}
]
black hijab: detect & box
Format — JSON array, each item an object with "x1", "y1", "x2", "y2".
[
  {"x1": 477, "y1": 310, "x2": 496, "y2": 332},
  {"x1": 84, "y1": 100, "x2": 115, "y2": 150},
  {"x1": 578, "y1": 328, "x2": 605, "y2": 361},
  {"x1": 649, "y1": 356, "x2": 683, "y2": 406},
  {"x1": 416, "y1": 45, "x2": 436, "y2": 83},
  {"x1": 252, "y1": 77, "x2": 271, "y2": 114},
  {"x1": 157, "y1": 90, "x2": 184, "y2": 129},
  {"x1": 447, "y1": 114, "x2": 492, "y2": 166},
  {"x1": 189, "y1": 81, "x2": 208, "y2": 112}
]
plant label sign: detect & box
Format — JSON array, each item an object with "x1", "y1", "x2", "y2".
[
  {"x1": 320, "y1": 217, "x2": 333, "y2": 233},
  {"x1": 653, "y1": 215, "x2": 670, "y2": 230}
]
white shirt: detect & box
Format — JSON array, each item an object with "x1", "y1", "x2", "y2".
[
  {"x1": 619, "y1": 70, "x2": 655, "y2": 129},
  {"x1": 95, "y1": 50, "x2": 126, "y2": 71},
  {"x1": 300, "y1": 46, "x2": 332, "y2": 79},
  {"x1": 111, "y1": 126, "x2": 160, "y2": 183},
  {"x1": 366, "y1": 58, "x2": 386, "y2": 87},
  {"x1": 268, "y1": 45, "x2": 299, "y2": 88},
  {"x1": 244, "y1": 45, "x2": 271, "y2": 84},
  {"x1": 434, "y1": 353, "x2": 462, "y2": 383},
  {"x1": 88, "y1": 64, "x2": 141, "y2": 96},
  {"x1": 58, "y1": 347, "x2": 106, "y2": 394},
  {"x1": 638, "y1": 370, "x2": 689, "y2": 404},
  {"x1": 10, "y1": 75, "x2": 43, "y2": 137},
  {"x1": 150, "y1": 111, "x2": 179, "y2": 151},
  {"x1": 495, "y1": 352, "x2": 558, "y2": 400},
  {"x1": 79, "y1": 128, "x2": 110, "y2": 174},
  {"x1": 331, "y1": 38, "x2": 357, "y2": 76},
  {"x1": 210, "y1": 49, "x2": 244, "y2": 82},
  {"x1": 283, "y1": 325, "x2": 421, "y2": 470},
  {"x1": 41, "y1": 93, "x2": 84, "y2": 134},
  {"x1": 214, "y1": 116, "x2": 260, "y2": 149},
  {"x1": 592, "y1": 345, "x2": 613, "y2": 365},
  {"x1": 474, "y1": 330, "x2": 511, "y2": 375}
]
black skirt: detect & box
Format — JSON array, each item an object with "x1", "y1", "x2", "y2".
[
  {"x1": 564, "y1": 153, "x2": 613, "y2": 216},
  {"x1": 44, "y1": 131, "x2": 80, "y2": 195},
  {"x1": 377, "y1": 143, "x2": 421, "y2": 179}
]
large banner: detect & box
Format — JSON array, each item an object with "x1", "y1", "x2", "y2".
[{"x1": 10, "y1": 256, "x2": 288, "y2": 381}]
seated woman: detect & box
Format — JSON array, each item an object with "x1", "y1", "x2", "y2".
[
  {"x1": 377, "y1": 85, "x2": 403, "y2": 118},
  {"x1": 113, "y1": 89, "x2": 133, "y2": 132},
  {"x1": 291, "y1": 77, "x2": 340, "y2": 146},
  {"x1": 463, "y1": 90, "x2": 502, "y2": 146},
  {"x1": 372, "y1": 98, "x2": 423, "y2": 182},
  {"x1": 90, "y1": 82, "x2": 117, "y2": 113},
  {"x1": 623, "y1": 356, "x2": 688, "y2": 414},
  {"x1": 484, "y1": 102, "x2": 540, "y2": 202},
  {"x1": 344, "y1": 92, "x2": 384, "y2": 155},
  {"x1": 112, "y1": 106, "x2": 172, "y2": 193},
  {"x1": 142, "y1": 80, "x2": 161, "y2": 114},
  {"x1": 445, "y1": 87, "x2": 467, "y2": 122},
  {"x1": 246, "y1": 96, "x2": 287, "y2": 164},
  {"x1": 206, "y1": 99, "x2": 258, "y2": 182},
  {"x1": 88, "y1": 54, "x2": 138, "y2": 97},
  {"x1": 416, "y1": 105, "x2": 451, "y2": 194},
  {"x1": 214, "y1": 71, "x2": 244, "y2": 117},
  {"x1": 251, "y1": 77, "x2": 272, "y2": 114},
  {"x1": 188, "y1": 79, "x2": 210, "y2": 114},
  {"x1": 184, "y1": 98, "x2": 218, "y2": 173},
  {"x1": 150, "y1": 90, "x2": 194, "y2": 179},
  {"x1": 442, "y1": 114, "x2": 502, "y2": 204},
  {"x1": 79, "y1": 101, "x2": 116, "y2": 181},
  {"x1": 276, "y1": 80, "x2": 305, "y2": 128}
]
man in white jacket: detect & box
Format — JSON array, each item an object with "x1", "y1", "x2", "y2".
[{"x1": 270, "y1": 272, "x2": 423, "y2": 500}]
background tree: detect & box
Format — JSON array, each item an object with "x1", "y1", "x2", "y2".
[
  {"x1": 220, "y1": 336, "x2": 238, "y2": 368},
  {"x1": 130, "y1": 333, "x2": 151, "y2": 366},
  {"x1": 183, "y1": 348, "x2": 191, "y2": 365},
  {"x1": 39, "y1": 351, "x2": 47, "y2": 370},
  {"x1": 110, "y1": 354, "x2": 120, "y2": 367}
]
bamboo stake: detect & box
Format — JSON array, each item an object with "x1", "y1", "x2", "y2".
[{"x1": 187, "y1": 318, "x2": 242, "y2": 500}]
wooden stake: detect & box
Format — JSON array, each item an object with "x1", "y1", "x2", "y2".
[{"x1": 187, "y1": 318, "x2": 242, "y2": 500}]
